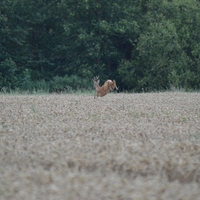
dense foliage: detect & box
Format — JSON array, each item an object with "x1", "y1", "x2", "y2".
[{"x1": 0, "y1": 0, "x2": 200, "y2": 92}]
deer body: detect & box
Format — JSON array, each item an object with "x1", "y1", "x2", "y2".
[{"x1": 93, "y1": 76, "x2": 118, "y2": 99}]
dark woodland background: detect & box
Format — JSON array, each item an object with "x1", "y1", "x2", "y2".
[{"x1": 0, "y1": 0, "x2": 200, "y2": 92}]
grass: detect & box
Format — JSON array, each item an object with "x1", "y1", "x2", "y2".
[{"x1": 0, "y1": 92, "x2": 200, "y2": 199}]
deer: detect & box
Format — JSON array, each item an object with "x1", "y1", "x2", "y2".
[{"x1": 93, "y1": 76, "x2": 118, "y2": 99}]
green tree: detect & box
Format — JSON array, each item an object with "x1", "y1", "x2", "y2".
[
  {"x1": 0, "y1": 0, "x2": 199, "y2": 92},
  {"x1": 0, "y1": 58, "x2": 18, "y2": 90},
  {"x1": 119, "y1": 0, "x2": 200, "y2": 91},
  {"x1": 60, "y1": 0, "x2": 139, "y2": 81}
]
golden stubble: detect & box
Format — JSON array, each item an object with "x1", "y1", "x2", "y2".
[{"x1": 0, "y1": 92, "x2": 200, "y2": 199}]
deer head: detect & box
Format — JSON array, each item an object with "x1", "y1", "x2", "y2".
[{"x1": 93, "y1": 76, "x2": 100, "y2": 92}]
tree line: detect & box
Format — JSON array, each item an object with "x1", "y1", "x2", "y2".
[{"x1": 0, "y1": 0, "x2": 200, "y2": 92}]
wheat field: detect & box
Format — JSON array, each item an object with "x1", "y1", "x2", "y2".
[{"x1": 0, "y1": 92, "x2": 200, "y2": 200}]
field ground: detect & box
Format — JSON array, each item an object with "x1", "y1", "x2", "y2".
[{"x1": 0, "y1": 92, "x2": 200, "y2": 200}]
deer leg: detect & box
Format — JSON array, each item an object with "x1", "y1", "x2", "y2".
[
  {"x1": 108, "y1": 82, "x2": 112, "y2": 91},
  {"x1": 94, "y1": 92, "x2": 98, "y2": 99}
]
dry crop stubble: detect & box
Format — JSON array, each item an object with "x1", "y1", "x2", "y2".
[{"x1": 0, "y1": 92, "x2": 200, "y2": 199}]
